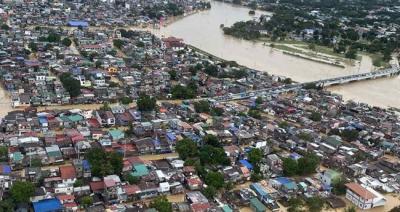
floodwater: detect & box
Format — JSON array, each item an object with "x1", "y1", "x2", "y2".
[
  {"x1": 0, "y1": 1, "x2": 398, "y2": 118},
  {"x1": 153, "y1": 1, "x2": 400, "y2": 109}
]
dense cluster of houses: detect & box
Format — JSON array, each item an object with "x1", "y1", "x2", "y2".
[
  {"x1": 3, "y1": 0, "x2": 210, "y2": 28},
  {"x1": 0, "y1": 84, "x2": 399, "y2": 211},
  {"x1": 0, "y1": 1, "x2": 399, "y2": 212},
  {"x1": 0, "y1": 21, "x2": 279, "y2": 108}
]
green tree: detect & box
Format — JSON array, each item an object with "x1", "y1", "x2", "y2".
[
  {"x1": 255, "y1": 97, "x2": 263, "y2": 105},
  {"x1": 331, "y1": 177, "x2": 347, "y2": 195},
  {"x1": 124, "y1": 174, "x2": 140, "y2": 185},
  {"x1": 175, "y1": 138, "x2": 198, "y2": 160},
  {"x1": 211, "y1": 107, "x2": 224, "y2": 116},
  {"x1": 345, "y1": 206, "x2": 357, "y2": 212},
  {"x1": 28, "y1": 42, "x2": 38, "y2": 52},
  {"x1": 30, "y1": 158, "x2": 42, "y2": 167},
  {"x1": 0, "y1": 146, "x2": 7, "y2": 162},
  {"x1": 59, "y1": 73, "x2": 81, "y2": 97},
  {"x1": 1, "y1": 24, "x2": 10, "y2": 30},
  {"x1": 247, "y1": 148, "x2": 263, "y2": 166},
  {"x1": 297, "y1": 152, "x2": 320, "y2": 175},
  {"x1": 95, "y1": 60, "x2": 102, "y2": 68},
  {"x1": 113, "y1": 39, "x2": 125, "y2": 49},
  {"x1": 100, "y1": 102, "x2": 111, "y2": 111},
  {"x1": 248, "y1": 109, "x2": 261, "y2": 119},
  {"x1": 47, "y1": 32, "x2": 61, "y2": 43},
  {"x1": 149, "y1": 196, "x2": 172, "y2": 212},
  {"x1": 340, "y1": 129, "x2": 359, "y2": 141},
  {"x1": 0, "y1": 198, "x2": 14, "y2": 211},
  {"x1": 168, "y1": 70, "x2": 177, "y2": 80},
  {"x1": 288, "y1": 198, "x2": 304, "y2": 212},
  {"x1": 109, "y1": 152, "x2": 123, "y2": 175},
  {"x1": 250, "y1": 172, "x2": 263, "y2": 182},
  {"x1": 345, "y1": 48, "x2": 357, "y2": 59},
  {"x1": 120, "y1": 96, "x2": 133, "y2": 105},
  {"x1": 171, "y1": 84, "x2": 196, "y2": 99},
  {"x1": 10, "y1": 181, "x2": 35, "y2": 203},
  {"x1": 203, "y1": 134, "x2": 220, "y2": 147},
  {"x1": 62, "y1": 37, "x2": 72, "y2": 47},
  {"x1": 137, "y1": 94, "x2": 156, "y2": 112},
  {"x1": 194, "y1": 100, "x2": 210, "y2": 113},
  {"x1": 283, "y1": 158, "x2": 298, "y2": 177},
  {"x1": 283, "y1": 78, "x2": 293, "y2": 84},
  {"x1": 202, "y1": 186, "x2": 216, "y2": 199},
  {"x1": 199, "y1": 145, "x2": 230, "y2": 166},
  {"x1": 278, "y1": 121, "x2": 289, "y2": 128},
  {"x1": 309, "y1": 111, "x2": 322, "y2": 122},
  {"x1": 81, "y1": 195, "x2": 93, "y2": 208},
  {"x1": 305, "y1": 196, "x2": 325, "y2": 212},
  {"x1": 205, "y1": 171, "x2": 224, "y2": 189},
  {"x1": 74, "y1": 179, "x2": 84, "y2": 187},
  {"x1": 309, "y1": 43, "x2": 316, "y2": 51},
  {"x1": 86, "y1": 148, "x2": 123, "y2": 177}
]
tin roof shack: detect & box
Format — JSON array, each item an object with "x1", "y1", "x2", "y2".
[{"x1": 250, "y1": 197, "x2": 267, "y2": 212}]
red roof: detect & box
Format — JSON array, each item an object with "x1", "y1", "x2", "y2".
[
  {"x1": 191, "y1": 203, "x2": 211, "y2": 212},
  {"x1": 90, "y1": 181, "x2": 105, "y2": 192},
  {"x1": 187, "y1": 177, "x2": 202, "y2": 186},
  {"x1": 88, "y1": 118, "x2": 101, "y2": 128},
  {"x1": 63, "y1": 202, "x2": 77, "y2": 208},
  {"x1": 57, "y1": 194, "x2": 75, "y2": 201},
  {"x1": 345, "y1": 183, "x2": 376, "y2": 200},
  {"x1": 59, "y1": 165, "x2": 76, "y2": 180},
  {"x1": 123, "y1": 184, "x2": 141, "y2": 195}
]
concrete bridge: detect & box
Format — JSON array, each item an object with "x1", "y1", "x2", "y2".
[
  {"x1": 314, "y1": 67, "x2": 400, "y2": 87},
  {"x1": 208, "y1": 67, "x2": 400, "y2": 102}
]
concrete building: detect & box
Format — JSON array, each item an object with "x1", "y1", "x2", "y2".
[{"x1": 345, "y1": 183, "x2": 386, "y2": 210}]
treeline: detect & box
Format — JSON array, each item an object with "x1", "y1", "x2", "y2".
[{"x1": 223, "y1": 0, "x2": 400, "y2": 62}]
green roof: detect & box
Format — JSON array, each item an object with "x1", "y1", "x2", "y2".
[
  {"x1": 325, "y1": 136, "x2": 342, "y2": 147},
  {"x1": 47, "y1": 151, "x2": 62, "y2": 158},
  {"x1": 109, "y1": 129, "x2": 125, "y2": 140},
  {"x1": 131, "y1": 164, "x2": 149, "y2": 177},
  {"x1": 12, "y1": 152, "x2": 23, "y2": 162},
  {"x1": 221, "y1": 205, "x2": 233, "y2": 212},
  {"x1": 250, "y1": 198, "x2": 266, "y2": 212},
  {"x1": 68, "y1": 114, "x2": 84, "y2": 122},
  {"x1": 325, "y1": 169, "x2": 341, "y2": 179}
]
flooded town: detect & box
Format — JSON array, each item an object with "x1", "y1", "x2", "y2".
[{"x1": 0, "y1": 0, "x2": 400, "y2": 212}]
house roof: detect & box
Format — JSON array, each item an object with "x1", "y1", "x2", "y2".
[
  {"x1": 90, "y1": 181, "x2": 105, "y2": 192},
  {"x1": 59, "y1": 165, "x2": 76, "y2": 180},
  {"x1": 239, "y1": 159, "x2": 253, "y2": 170},
  {"x1": 32, "y1": 198, "x2": 62, "y2": 212},
  {"x1": 57, "y1": 194, "x2": 75, "y2": 201},
  {"x1": 250, "y1": 198, "x2": 266, "y2": 211},
  {"x1": 0, "y1": 165, "x2": 11, "y2": 174},
  {"x1": 131, "y1": 164, "x2": 149, "y2": 177},
  {"x1": 345, "y1": 183, "x2": 376, "y2": 200},
  {"x1": 123, "y1": 184, "x2": 141, "y2": 195}
]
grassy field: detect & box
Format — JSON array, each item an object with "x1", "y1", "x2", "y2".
[{"x1": 369, "y1": 53, "x2": 390, "y2": 68}]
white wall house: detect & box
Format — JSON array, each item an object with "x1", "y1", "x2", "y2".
[{"x1": 345, "y1": 183, "x2": 386, "y2": 210}]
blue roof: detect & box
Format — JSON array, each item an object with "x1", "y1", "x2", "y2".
[
  {"x1": 276, "y1": 177, "x2": 291, "y2": 185},
  {"x1": 0, "y1": 165, "x2": 11, "y2": 174},
  {"x1": 239, "y1": 159, "x2": 253, "y2": 170},
  {"x1": 33, "y1": 198, "x2": 62, "y2": 212},
  {"x1": 289, "y1": 153, "x2": 302, "y2": 160},
  {"x1": 166, "y1": 132, "x2": 176, "y2": 141},
  {"x1": 82, "y1": 160, "x2": 91, "y2": 170},
  {"x1": 38, "y1": 117, "x2": 48, "y2": 124},
  {"x1": 250, "y1": 183, "x2": 272, "y2": 201},
  {"x1": 68, "y1": 20, "x2": 89, "y2": 27},
  {"x1": 250, "y1": 183, "x2": 268, "y2": 197}
]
